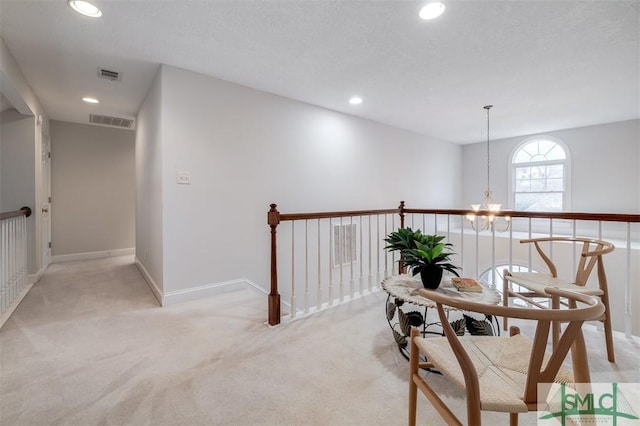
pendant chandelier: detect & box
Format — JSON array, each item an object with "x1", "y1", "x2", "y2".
[{"x1": 466, "y1": 105, "x2": 510, "y2": 232}]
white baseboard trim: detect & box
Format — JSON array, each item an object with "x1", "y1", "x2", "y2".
[
  {"x1": 134, "y1": 258, "x2": 162, "y2": 306},
  {"x1": 162, "y1": 278, "x2": 267, "y2": 306},
  {"x1": 52, "y1": 248, "x2": 135, "y2": 263},
  {"x1": 276, "y1": 287, "x2": 380, "y2": 325},
  {"x1": 0, "y1": 283, "x2": 33, "y2": 329},
  {"x1": 28, "y1": 268, "x2": 44, "y2": 284},
  {"x1": 583, "y1": 322, "x2": 639, "y2": 342},
  {"x1": 133, "y1": 259, "x2": 269, "y2": 307}
]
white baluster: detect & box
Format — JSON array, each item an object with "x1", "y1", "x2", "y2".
[
  {"x1": 304, "y1": 220, "x2": 309, "y2": 314},
  {"x1": 328, "y1": 220, "x2": 333, "y2": 305},
  {"x1": 384, "y1": 214, "x2": 388, "y2": 278},
  {"x1": 1, "y1": 220, "x2": 6, "y2": 312},
  {"x1": 359, "y1": 215, "x2": 364, "y2": 294},
  {"x1": 290, "y1": 223, "x2": 296, "y2": 318},
  {"x1": 317, "y1": 219, "x2": 321, "y2": 311},
  {"x1": 376, "y1": 215, "x2": 380, "y2": 283},
  {"x1": 367, "y1": 215, "x2": 372, "y2": 291},
  {"x1": 339, "y1": 217, "x2": 344, "y2": 302},
  {"x1": 460, "y1": 215, "x2": 466, "y2": 277},
  {"x1": 625, "y1": 222, "x2": 632, "y2": 338},
  {"x1": 349, "y1": 216, "x2": 354, "y2": 299}
]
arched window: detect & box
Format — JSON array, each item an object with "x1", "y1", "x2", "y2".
[{"x1": 511, "y1": 138, "x2": 568, "y2": 212}]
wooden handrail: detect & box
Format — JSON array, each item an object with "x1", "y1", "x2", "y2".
[
  {"x1": 404, "y1": 208, "x2": 640, "y2": 223},
  {"x1": 278, "y1": 206, "x2": 639, "y2": 223},
  {"x1": 279, "y1": 208, "x2": 401, "y2": 221},
  {"x1": 267, "y1": 202, "x2": 640, "y2": 325},
  {"x1": 0, "y1": 206, "x2": 32, "y2": 221}
]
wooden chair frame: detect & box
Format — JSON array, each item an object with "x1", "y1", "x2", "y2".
[
  {"x1": 408, "y1": 287, "x2": 604, "y2": 426},
  {"x1": 502, "y1": 237, "x2": 615, "y2": 362}
]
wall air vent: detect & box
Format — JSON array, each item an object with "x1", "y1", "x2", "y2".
[
  {"x1": 89, "y1": 114, "x2": 134, "y2": 129},
  {"x1": 332, "y1": 222, "x2": 358, "y2": 267},
  {"x1": 97, "y1": 67, "x2": 121, "y2": 81}
]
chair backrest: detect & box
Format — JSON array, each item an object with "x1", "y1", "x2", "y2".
[
  {"x1": 520, "y1": 237, "x2": 615, "y2": 286},
  {"x1": 417, "y1": 287, "x2": 605, "y2": 406}
]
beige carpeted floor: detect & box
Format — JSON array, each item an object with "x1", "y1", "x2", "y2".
[{"x1": 1, "y1": 256, "x2": 638, "y2": 426}]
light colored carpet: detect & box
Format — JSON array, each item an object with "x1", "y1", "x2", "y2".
[{"x1": 1, "y1": 255, "x2": 638, "y2": 426}]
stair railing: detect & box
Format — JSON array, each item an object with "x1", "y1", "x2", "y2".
[
  {"x1": 1, "y1": 206, "x2": 32, "y2": 325},
  {"x1": 268, "y1": 202, "x2": 640, "y2": 338},
  {"x1": 267, "y1": 202, "x2": 406, "y2": 325}
]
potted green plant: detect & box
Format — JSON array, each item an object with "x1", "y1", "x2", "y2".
[{"x1": 384, "y1": 227, "x2": 460, "y2": 289}]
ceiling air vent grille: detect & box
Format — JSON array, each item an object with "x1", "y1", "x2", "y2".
[
  {"x1": 97, "y1": 67, "x2": 121, "y2": 81},
  {"x1": 90, "y1": 114, "x2": 134, "y2": 128}
]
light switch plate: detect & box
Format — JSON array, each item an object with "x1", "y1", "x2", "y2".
[{"x1": 177, "y1": 172, "x2": 191, "y2": 184}]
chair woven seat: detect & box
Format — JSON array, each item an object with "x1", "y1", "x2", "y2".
[
  {"x1": 414, "y1": 334, "x2": 573, "y2": 413},
  {"x1": 508, "y1": 272, "x2": 604, "y2": 296},
  {"x1": 408, "y1": 286, "x2": 605, "y2": 425}
]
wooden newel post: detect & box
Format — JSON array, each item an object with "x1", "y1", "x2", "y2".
[
  {"x1": 268, "y1": 204, "x2": 281, "y2": 325},
  {"x1": 399, "y1": 200, "x2": 406, "y2": 273}
]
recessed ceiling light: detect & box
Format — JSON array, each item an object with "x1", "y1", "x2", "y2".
[
  {"x1": 349, "y1": 96, "x2": 363, "y2": 105},
  {"x1": 68, "y1": 1, "x2": 103, "y2": 18},
  {"x1": 82, "y1": 97, "x2": 100, "y2": 104},
  {"x1": 419, "y1": 2, "x2": 445, "y2": 20}
]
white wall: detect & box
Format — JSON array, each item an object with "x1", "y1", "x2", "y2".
[
  {"x1": 462, "y1": 119, "x2": 640, "y2": 213},
  {"x1": 50, "y1": 120, "x2": 135, "y2": 257},
  {"x1": 0, "y1": 37, "x2": 49, "y2": 279},
  {"x1": 0, "y1": 40, "x2": 45, "y2": 123},
  {"x1": 135, "y1": 69, "x2": 164, "y2": 297},
  {"x1": 136, "y1": 65, "x2": 462, "y2": 302},
  {"x1": 1, "y1": 110, "x2": 34, "y2": 212},
  {"x1": 0, "y1": 109, "x2": 36, "y2": 272}
]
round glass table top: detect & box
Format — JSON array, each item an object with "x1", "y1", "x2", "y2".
[{"x1": 381, "y1": 274, "x2": 501, "y2": 310}]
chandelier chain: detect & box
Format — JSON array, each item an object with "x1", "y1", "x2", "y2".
[
  {"x1": 484, "y1": 104, "x2": 492, "y2": 198},
  {"x1": 467, "y1": 104, "x2": 510, "y2": 232}
]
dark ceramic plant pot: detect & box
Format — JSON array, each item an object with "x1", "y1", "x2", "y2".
[{"x1": 420, "y1": 265, "x2": 443, "y2": 289}]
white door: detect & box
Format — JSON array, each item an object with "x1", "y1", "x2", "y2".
[{"x1": 41, "y1": 131, "x2": 51, "y2": 269}]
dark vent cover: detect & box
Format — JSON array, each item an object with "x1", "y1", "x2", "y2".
[
  {"x1": 90, "y1": 114, "x2": 134, "y2": 128},
  {"x1": 97, "y1": 67, "x2": 121, "y2": 81}
]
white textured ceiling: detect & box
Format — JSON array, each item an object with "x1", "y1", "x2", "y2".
[{"x1": 0, "y1": 0, "x2": 638, "y2": 144}]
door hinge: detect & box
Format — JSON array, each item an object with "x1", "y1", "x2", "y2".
[
  {"x1": 48, "y1": 242, "x2": 52, "y2": 248},
  {"x1": 48, "y1": 152, "x2": 51, "y2": 158},
  {"x1": 48, "y1": 196, "x2": 52, "y2": 203}
]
